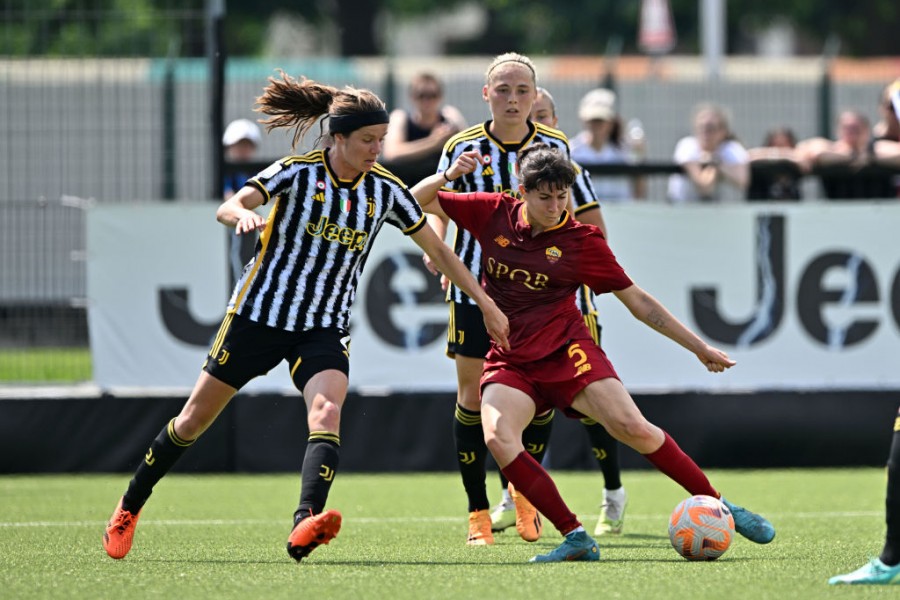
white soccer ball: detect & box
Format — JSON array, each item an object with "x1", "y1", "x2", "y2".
[{"x1": 668, "y1": 495, "x2": 735, "y2": 561}]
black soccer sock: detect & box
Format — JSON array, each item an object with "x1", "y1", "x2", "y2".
[
  {"x1": 498, "y1": 471, "x2": 510, "y2": 493},
  {"x1": 580, "y1": 417, "x2": 623, "y2": 490},
  {"x1": 454, "y1": 404, "x2": 490, "y2": 512},
  {"x1": 522, "y1": 410, "x2": 554, "y2": 466},
  {"x1": 122, "y1": 418, "x2": 195, "y2": 513},
  {"x1": 880, "y1": 414, "x2": 900, "y2": 566},
  {"x1": 295, "y1": 432, "x2": 341, "y2": 523}
]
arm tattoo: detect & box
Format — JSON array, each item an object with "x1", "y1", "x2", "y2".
[{"x1": 646, "y1": 308, "x2": 666, "y2": 330}]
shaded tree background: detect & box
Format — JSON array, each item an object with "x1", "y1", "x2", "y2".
[{"x1": 3, "y1": 0, "x2": 899, "y2": 57}]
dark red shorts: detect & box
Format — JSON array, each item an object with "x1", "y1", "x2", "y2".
[{"x1": 480, "y1": 336, "x2": 619, "y2": 418}]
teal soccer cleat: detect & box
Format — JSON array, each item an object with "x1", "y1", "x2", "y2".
[
  {"x1": 720, "y1": 497, "x2": 776, "y2": 544},
  {"x1": 829, "y1": 559, "x2": 900, "y2": 585},
  {"x1": 529, "y1": 530, "x2": 600, "y2": 563}
]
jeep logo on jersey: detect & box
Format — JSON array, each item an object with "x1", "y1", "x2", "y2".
[
  {"x1": 364, "y1": 251, "x2": 446, "y2": 348},
  {"x1": 306, "y1": 216, "x2": 368, "y2": 251}
]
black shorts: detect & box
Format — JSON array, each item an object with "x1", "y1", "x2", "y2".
[
  {"x1": 446, "y1": 302, "x2": 491, "y2": 359},
  {"x1": 203, "y1": 312, "x2": 350, "y2": 392}
]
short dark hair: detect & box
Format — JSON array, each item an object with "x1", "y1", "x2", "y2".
[{"x1": 517, "y1": 143, "x2": 576, "y2": 192}]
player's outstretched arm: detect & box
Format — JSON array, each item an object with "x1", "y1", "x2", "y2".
[
  {"x1": 410, "y1": 225, "x2": 510, "y2": 351},
  {"x1": 613, "y1": 284, "x2": 736, "y2": 373}
]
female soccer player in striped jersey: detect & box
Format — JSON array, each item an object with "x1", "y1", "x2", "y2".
[
  {"x1": 412, "y1": 143, "x2": 775, "y2": 562},
  {"x1": 425, "y1": 52, "x2": 571, "y2": 546},
  {"x1": 102, "y1": 71, "x2": 508, "y2": 563},
  {"x1": 829, "y1": 78, "x2": 900, "y2": 585}
]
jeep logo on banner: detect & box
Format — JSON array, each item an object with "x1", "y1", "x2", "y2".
[{"x1": 87, "y1": 202, "x2": 900, "y2": 392}]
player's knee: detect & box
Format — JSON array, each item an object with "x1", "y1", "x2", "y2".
[
  {"x1": 607, "y1": 416, "x2": 654, "y2": 446},
  {"x1": 308, "y1": 398, "x2": 341, "y2": 431},
  {"x1": 174, "y1": 412, "x2": 210, "y2": 441},
  {"x1": 456, "y1": 386, "x2": 482, "y2": 411},
  {"x1": 484, "y1": 432, "x2": 508, "y2": 458},
  {"x1": 484, "y1": 427, "x2": 519, "y2": 459}
]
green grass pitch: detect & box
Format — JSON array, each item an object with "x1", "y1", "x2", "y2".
[{"x1": 0, "y1": 469, "x2": 892, "y2": 599}]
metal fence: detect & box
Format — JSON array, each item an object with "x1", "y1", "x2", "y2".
[{"x1": 2, "y1": 4, "x2": 898, "y2": 384}]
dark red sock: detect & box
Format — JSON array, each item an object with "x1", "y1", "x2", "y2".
[
  {"x1": 501, "y1": 451, "x2": 580, "y2": 535},
  {"x1": 644, "y1": 431, "x2": 718, "y2": 497}
]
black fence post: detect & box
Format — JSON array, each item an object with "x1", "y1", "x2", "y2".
[
  {"x1": 602, "y1": 35, "x2": 622, "y2": 95},
  {"x1": 162, "y1": 39, "x2": 178, "y2": 201},
  {"x1": 207, "y1": 0, "x2": 225, "y2": 201},
  {"x1": 817, "y1": 35, "x2": 841, "y2": 140},
  {"x1": 384, "y1": 57, "x2": 397, "y2": 111}
]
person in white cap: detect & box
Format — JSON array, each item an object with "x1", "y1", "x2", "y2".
[
  {"x1": 570, "y1": 88, "x2": 638, "y2": 202},
  {"x1": 222, "y1": 118, "x2": 262, "y2": 284}
]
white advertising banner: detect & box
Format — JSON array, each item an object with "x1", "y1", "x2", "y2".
[{"x1": 88, "y1": 202, "x2": 900, "y2": 393}]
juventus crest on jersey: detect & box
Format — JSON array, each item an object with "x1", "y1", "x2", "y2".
[
  {"x1": 229, "y1": 149, "x2": 425, "y2": 332},
  {"x1": 437, "y1": 120, "x2": 570, "y2": 305}
]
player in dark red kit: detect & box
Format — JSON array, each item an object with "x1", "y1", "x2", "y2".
[{"x1": 412, "y1": 144, "x2": 775, "y2": 562}]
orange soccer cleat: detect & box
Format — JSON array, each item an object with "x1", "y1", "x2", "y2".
[
  {"x1": 103, "y1": 497, "x2": 142, "y2": 559},
  {"x1": 509, "y1": 483, "x2": 542, "y2": 542},
  {"x1": 286, "y1": 509, "x2": 343, "y2": 562},
  {"x1": 466, "y1": 509, "x2": 494, "y2": 546}
]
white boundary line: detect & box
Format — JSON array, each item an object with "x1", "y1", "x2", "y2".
[{"x1": 0, "y1": 511, "x2": 881, "y2": 528}]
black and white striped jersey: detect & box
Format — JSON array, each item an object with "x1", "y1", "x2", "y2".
[
  {"x1": 230, "y1": 148, "x2": 426, "y2": 332},
  {"x1": 571, "y1": 160, "x2": 601, "y2": 316},
  {"x1": 436, "y1": 120, "x2": 570, "y2": 305}
]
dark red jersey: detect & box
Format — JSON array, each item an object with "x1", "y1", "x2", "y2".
[{"x1": 438, "y1": 191, "x2": 633, "y2": 363}]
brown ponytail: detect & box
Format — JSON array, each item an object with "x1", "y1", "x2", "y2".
[{"x1": 255, "y1": 69, "x2": 387, "y2": 150}]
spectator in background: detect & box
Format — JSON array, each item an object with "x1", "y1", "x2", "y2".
[
  {"x1": 382, "y1": 72, "x2": 467, "y2": 183},
  {"x1": 667, "y1": 103, "x2": 749, "y2": 203},
  {"x1": 570, "y1": 88, "x2": 642, "y2": 202},
  {"x1": 222, "y1": 118, "x2": 262, "y2": 284},
  {"x1": 874, "y1": 81, "x2": 900, "y2": 143},
  {"x1": 746, "y1": 127, "x2": 804, "y2": 201},
  {"x1": 797, "y1": 110, "x2": 896, "y2": 199},
  {"x1": 873, "y1": 81, "x2": 900, "y2": 197}
]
